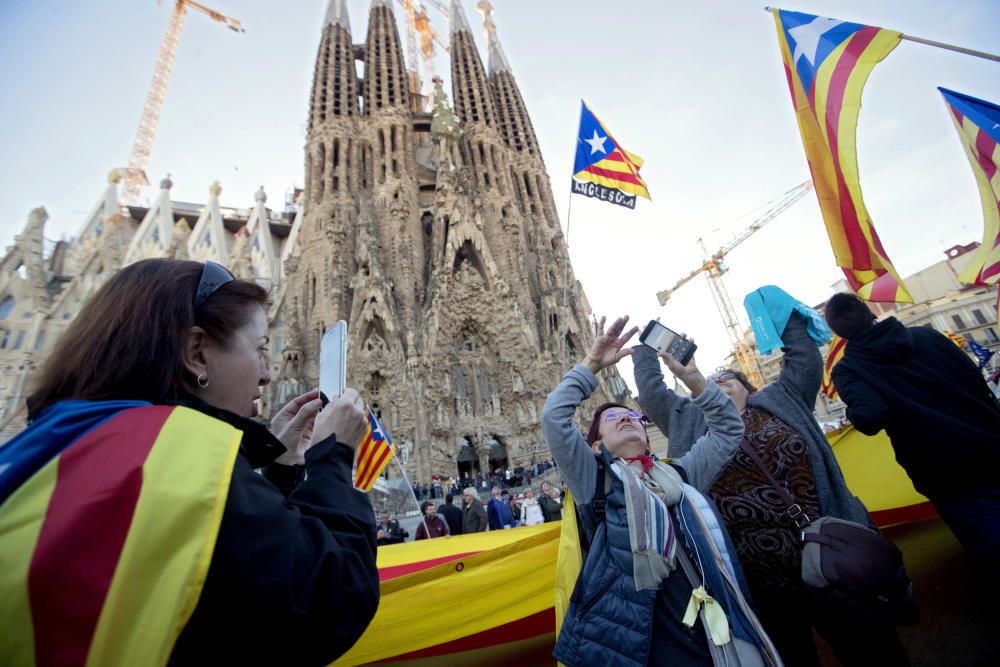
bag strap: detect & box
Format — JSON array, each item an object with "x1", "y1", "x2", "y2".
[
  {"x1": 737, "y1": 437, "x2": 812, "y2": 528},
  {"x1": 591, "y1": 457, "x2": 607, "y2": 520}
]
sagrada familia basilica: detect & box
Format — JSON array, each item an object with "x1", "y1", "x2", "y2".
[{"x1": 0, "y1": 0, "x2": 628, "y2": 481}]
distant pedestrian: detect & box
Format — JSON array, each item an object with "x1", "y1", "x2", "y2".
[
  {"x1": 521, "y1": 488, "x2": 545, "y2": 526},
  {"x1": 462, "y1": 487, "x2": 487, "y2": 533},
  {"x1": 415, "y1": 501, "x2": 449, "y2": 540},
  {"x1": 438, "y1": 493, "x2": 464, "y2": 536}
]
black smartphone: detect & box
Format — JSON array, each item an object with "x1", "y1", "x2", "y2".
[
  {"x1": 639, "y1": 320, "x2": 697, "y2": 366},
  {"x1": 319, "y1": 321, "x2": 347, "y2": 405}
]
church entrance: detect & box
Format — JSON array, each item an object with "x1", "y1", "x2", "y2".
[{"x1": 457, "y1": 440, "x2": 480, "y2": 478}]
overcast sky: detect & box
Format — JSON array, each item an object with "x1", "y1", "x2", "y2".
[{"x1": 1, "y1": 0, "x2": 998, "y2": 380}]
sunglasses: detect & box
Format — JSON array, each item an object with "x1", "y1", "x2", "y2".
[
  {"x1": 710, "y1": 371, "x2": 737, "y2": 384},
  {"x1": 194, "y1": 261, "x2": 235, "y2": 310},
  {"x1": 602, "y1": 409, "x2": 648, "y2": 423}
]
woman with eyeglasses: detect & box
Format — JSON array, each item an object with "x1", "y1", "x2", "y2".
[
  {"x1": 0, "y1": 259, "x2": 379, "y2": 666},
  {"x1": 542, "y1": 315, "x2": 781, "y2": 667},
  {"x1": 632, "y1": 307, "x2": 907, "y2": 665}
]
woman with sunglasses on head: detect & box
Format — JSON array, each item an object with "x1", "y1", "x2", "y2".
[
  {"x1": 632, "y1": 302, "x2": 907, "y2": 666},
  {"x1": 542, "y1": 315, "x2": 781, "y2": 667},
  {"x1": 0, "y1": 259, "x2": 379, "y2": 667}
]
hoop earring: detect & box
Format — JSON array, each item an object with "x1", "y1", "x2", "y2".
[{"x1": 197, "y1": 373, "x2": 209, "y2": 388}]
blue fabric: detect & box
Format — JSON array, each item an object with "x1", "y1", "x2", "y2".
[
  {"x1": 967, "y1": 340, "x2": 995, "y2": 370},
  {"x1": 487, "y1": 497, "x2": 515, "y2": 530},
  {"x1": 743, "y1": 285, "x2": 831, "y2": 355},
  {"x1": 0, "y1": 399, "x2": 149, "y2": 505}
]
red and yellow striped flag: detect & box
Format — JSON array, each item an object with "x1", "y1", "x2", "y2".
[
  {"x1": 940, "y1": 88, "x2": 1000, "y2": 295},
  {"x1": 820, "y1": 334, "x2": 848, "y2": 399},
  {"x1": 0, "y1": 404, "x2": 239, "y2": 667},
  {"x1": 354, "y1": 409, "x2": 395, "y2": 492},
  {"x1": 771, "y1": 9, "x2": 912, "y2": 303},
  {"x1": 944, "y1": 330, "x2": 967, "y2": 349}
]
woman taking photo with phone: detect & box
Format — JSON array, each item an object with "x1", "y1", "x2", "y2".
[
  {"x1": 0, "y1": 259, "x2": 379, "y2": 667},
  {"x1": 632, "y1": 287, "x2": 906, "y2": 666},
  {"x1": 542, "y1": 315, "x2": 780, "y2": 667}
]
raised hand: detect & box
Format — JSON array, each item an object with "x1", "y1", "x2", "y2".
[
  {"x1": 658, "y1": 336, "x2": 708, "y2": 396},
  {"x1": 272, "y1": 390, "x2": 324, "y2": 465},
  {"x1": 583, "y1": 315, "x2": 639, "y2": 374}
]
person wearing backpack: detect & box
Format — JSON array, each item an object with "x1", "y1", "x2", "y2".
[{"x1": 542, "y1": 315, "x2": 780, "y2": 667}]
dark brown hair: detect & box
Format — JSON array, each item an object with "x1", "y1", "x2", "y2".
[
  {"x1": 28, "y1": 259, "x2": 267, "y2": 418},
  {"x1": 729, "y1": 370, "x2": 758, "y2": 394},
  {"x1": 824, "y1": 291, "x2": 876, "y2": 340}
]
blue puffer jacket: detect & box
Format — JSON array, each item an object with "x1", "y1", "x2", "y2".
[{"x1": 554, "y1": 448, "x2": 773, "y2": 667}]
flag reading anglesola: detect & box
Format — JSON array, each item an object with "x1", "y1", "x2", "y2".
[
  {"x1": 572, "y1": 101, "x2": 650, "y2": 209},
  {"x1": 939, "y1": 88, "x2": 1000, "y2": 289},
  {"x1": 771, "y1": 8, "x2": 912, "y2": 303}
]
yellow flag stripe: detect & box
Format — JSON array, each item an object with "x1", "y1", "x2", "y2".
[
  {"x1": 0, "y1": 459, "x2": 60, "y2": 667},
  {"x1": 86, "y1": 407, "x2": 240, "y2": 667}
]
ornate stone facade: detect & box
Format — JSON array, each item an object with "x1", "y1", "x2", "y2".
[{"x1": 0, "y1": 1, "x2": 628, "y2": 473}]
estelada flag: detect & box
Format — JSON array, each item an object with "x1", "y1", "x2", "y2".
[
  {"x1": 820, "y1": 334, "x2": 847, "y2": 399},
  {"x1": 770, "y1": 8, "x2": 912, "y2": 303},
  {"x1": 944, "y1": 330, "x2": 967, "y2": 349},
  {"x1": 939, "y1": 88, "x2": 1000, "y2": 290},
  {"x1": 354, "y1": 409, "x2": 395, "y2": 492},
  {"x1": 573, "y1": 101, "x2": 650, "y2": 201},
  {"x1": 0, "y1": 402, "x2": 239, "y2": 666}
]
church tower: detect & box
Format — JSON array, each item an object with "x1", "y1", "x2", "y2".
[{"x1": 275, "y1": 0, "x2": 623, "y2": 483}]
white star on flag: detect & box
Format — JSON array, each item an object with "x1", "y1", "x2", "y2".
[
  {"x1": 788, "y1": 16, "x2": 844, "y2": 67},
  {"x1": 585, "y1": 130, "x2": 608, "y2": 155}
]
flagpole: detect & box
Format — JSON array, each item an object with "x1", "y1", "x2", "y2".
[
  {"x1": 761, "y1": 7, "x2": 1000, "y2": 62},
  {"x1": 562, "y1": 102, "x2": 586, "y2": 374},
  {"x1": 900, "y1": 34, "x2": 1000, "y2": 63},
  {"x1": 390, "y1": 454, "x2": 435, "y2": 540}
]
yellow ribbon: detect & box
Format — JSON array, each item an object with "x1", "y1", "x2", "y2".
[{"x1": 682, "y1": 586, "x2": 732, "y2": 647}]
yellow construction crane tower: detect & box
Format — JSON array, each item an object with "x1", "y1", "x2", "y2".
[
  {"x1": 123, "y1": 1, "x2": 244, "y2": 204},
  {"x1": 397, "y1": 0, "x2": 449, "y2": 110},
  {"x1": 655, "y1": 181, "x2": 814, "y2": 388}
]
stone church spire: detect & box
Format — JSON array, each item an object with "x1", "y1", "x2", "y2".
[
  {"x1": 363, "y1": 0, "x2": 410, "y2": 113},
  {"x1": 480, "y1": 1, "x2": 541, "y2": 159},
  {"x1": 309, "y1": 0, "x2": 358, "y2": 131},
  {"x1": 449, "y1": 0, "x2": 497, "y2": 128}
]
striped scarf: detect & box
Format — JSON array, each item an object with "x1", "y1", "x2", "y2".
[{"x1": 609, "y1": 460, "x2": 682, "y2": 590}]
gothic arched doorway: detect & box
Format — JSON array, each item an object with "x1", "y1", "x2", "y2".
[
  {"x1": 487, "y1": 436, "x2": 509, "y2": 474},
  {"x1": 457, "y1": 440, "x2": 479, "y2": 478}
]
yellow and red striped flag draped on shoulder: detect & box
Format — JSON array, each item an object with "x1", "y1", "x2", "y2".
[
  {"x1": 0, "y1": 403, "x2": 240, "y2": 667},
  {"x1": 771, "y1": 8, "x2": 912, "y2": 303},
  {"x1": 939, "y1": 88, "x2": 1000, "y2": 294},
  {"x1": 354, "y1": 409, "x2": 395, "y2": 492},
  {"x1": 821, "y1": 334, "x2": 848, "y2": 399}
]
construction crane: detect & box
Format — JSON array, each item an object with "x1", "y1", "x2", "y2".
[
  {"x1": 397, "y1": 0, "x2": 449, "y2": 110},
  {"x1": 655, "y1": 181, "x2": 814, "y2": 388},
  {"x1": 122, "y1": 1, "x2": 244, "y2": 204}
]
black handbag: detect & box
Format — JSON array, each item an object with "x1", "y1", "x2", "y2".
[{"x1": 738, "y1": 438, "x2": 919, "y2": 626}]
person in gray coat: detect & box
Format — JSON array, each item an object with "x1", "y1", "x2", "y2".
[{"x1": 632, "y1": 311, "x2": 906, "y2": 666}]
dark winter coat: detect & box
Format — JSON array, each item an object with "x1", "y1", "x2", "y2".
[
  {"x1": 832, "y1": 317, "x2": 1000, "y2": 499},
  {"x1": 168, "y1": 398, "x2": 380, "y2": 666},
  {"x1": 462, "y1": 499, "x2": 488, "y2": 533},
  {"x1": 437, "y1": 501, "x2": 464, "y2": 535}
]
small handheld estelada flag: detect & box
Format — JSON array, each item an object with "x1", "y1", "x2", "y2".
[
  {"x1": 354, "y1": 409, "x2": 395, "y2": 492},
  {"x1": 571, "y1": 101, "x2": 650, "y2": 209}
]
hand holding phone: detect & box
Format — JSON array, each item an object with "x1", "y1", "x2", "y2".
[
  {"x1": 319, "y1": 321, "x2": 347, "y2": 404},
  {"x1": 639, "y1": 320, "x2": 697, "y2": 366}
]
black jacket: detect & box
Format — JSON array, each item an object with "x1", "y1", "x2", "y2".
[
  {"x1": 832, "y1": 317, "x2": 1000, "y2": 498},
  {"x1": 169, "y1": 399, "x2": 379, "y2": 666},
  {"x1": 437, "y1": 501, "x2": 464, "y2": 535},
  {"x1": 538, "y1": 494, "x2": 563, "y2": 522}
]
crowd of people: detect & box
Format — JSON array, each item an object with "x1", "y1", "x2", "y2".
[
  {"x1": 2, "y1": 258, "x2": 997, "y2": 667},
  {"x1": 408, "y1": 459, "x2": 558, "y2": 501}
]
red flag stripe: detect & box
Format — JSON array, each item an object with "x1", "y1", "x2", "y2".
[
  {"x1": 580, "y1": 164, "x2": 645, "y2": 187},
  {"x1": 29, "y1": 406, "x2": 171, "y2": 667},
  {"x1": 354, "y1": 431, "x2": 377, "y2": 486},
  {"x1": 974, "y1": 129, "x2": 998, "y2": 181},
  {"x1": 357, "y1": 443, "x2": 392, "y2": 490}
]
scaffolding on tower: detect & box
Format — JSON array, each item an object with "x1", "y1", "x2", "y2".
[
  {"x1": 122, "y1": 1, "x2": 244, "y2": 204},
  {"x1": 655, "y1": 181, "x2": 814, "y2": 388},
  {"x1": 397, "y1": 0, "x2": 449, "y2": 111}
]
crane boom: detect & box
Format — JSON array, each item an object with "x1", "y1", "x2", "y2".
[
  {"x1": 654, "y1": 181, "x2": 814, "y2": 387},
  {"x1": 122, "y1": 1, "x2": 243, "y2": 205}
]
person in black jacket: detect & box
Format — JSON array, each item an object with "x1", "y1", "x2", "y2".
[
  {"x1": 825, "y1": 292, "x2": 1000, "y2": 561},
  {"x1": 438, "y1": 493, "x2": 464, "y2": 536},
  {"x1": 16, "y1": 259, "x2": 380, "y2": 666},
  {"x1": 537, "y1": 481, "x2": 563, "y2": 522}
]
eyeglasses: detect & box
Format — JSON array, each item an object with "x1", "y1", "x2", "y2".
[
  {"x1": 709, "y1": 371, "x2": 737, "y2": 384},
  {"x1": 194, "y1": 261, "x2": 235, "y2": 310},
  {"x1": 602, "y1": 409, "x2": 648, "y2": 423}
]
